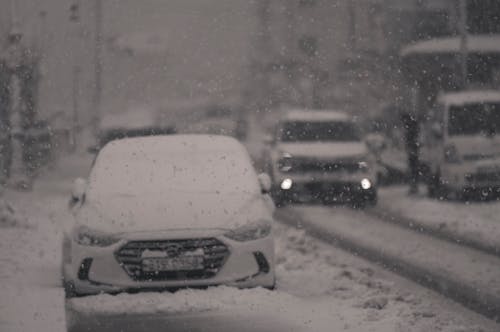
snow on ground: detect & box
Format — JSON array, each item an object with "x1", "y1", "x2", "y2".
[
  {"x1": 0, "y1": 152, "x2": 93, "y2": 332},
  {"x1": 0, "y1": 196, "x2": 29, "y2": 228},
  {"x1": 378, "y1": 186, "x2": 500, "y2": 251},
  {"x1": 0, "y1": 149, "x2": 498, "y2": 332}
]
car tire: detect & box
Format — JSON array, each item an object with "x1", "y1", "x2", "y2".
[
  {"x1": 63, "y1": 279, "x2": 78, "y2": 299},
  {"x1": 264, "y1": 274, "x2": 276, "y2": 291}
]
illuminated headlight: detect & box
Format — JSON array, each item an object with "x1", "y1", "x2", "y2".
[
  {"x1": 74, "y1": 226, "x2": 121, "y2": 247},
  {"x1": 224, "y1": 220, "x2": 272, "y2": 242},
  {"x1": 360, "y1": 178, "x2": 372, "y2": 190},
  {"x1": 281, "y1": 178, "x2": 293, "y2": 190}
]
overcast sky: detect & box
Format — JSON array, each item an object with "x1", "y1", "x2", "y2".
[{"x1": 1, "y1": 0, "x2": 256, "y2": 120}]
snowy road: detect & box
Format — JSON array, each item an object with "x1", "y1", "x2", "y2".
[{"x1": 278, "y1": 204, "x2": 500, "y2": 320}]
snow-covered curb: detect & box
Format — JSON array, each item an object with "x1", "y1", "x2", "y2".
[{"x1": 375, "y1": 186, "x2": 500, "y2": 255}]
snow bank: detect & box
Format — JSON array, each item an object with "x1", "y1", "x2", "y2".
[
  {"x1": 378, "y1": 186, "x2": 500, "y2": 251},
  {"x1": 70, "y1": 286, "x2": 284, "y2": 315}
]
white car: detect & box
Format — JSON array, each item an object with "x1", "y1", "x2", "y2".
[
  {"x1": 62, "y1": 135, "x2": 275, "y2": 297},
  {"x1": 421, "y1": 90, "x2": 500, "y2": 199},
  {"x1": 266, "y1": 110, "x2": 377, "y2": 206}
]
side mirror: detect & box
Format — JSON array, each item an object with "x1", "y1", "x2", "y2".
[
  {"x1": 257, "y1": 173, "x2": 272, "y2": 194},
  {"x1": 70, "y1": 178, "x2": 87, "y2": 208}
]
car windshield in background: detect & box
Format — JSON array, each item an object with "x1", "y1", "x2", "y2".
[
  {"x1": 88, "y1": 142, "x2": 259, "y2": 198},
  {"x1": 279, "y1": 121, "x2": 361, "y2": 142},
  {"x1": 449, "y1": 103, "x2": 500, "y2": 136}
]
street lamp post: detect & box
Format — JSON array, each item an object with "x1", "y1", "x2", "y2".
[
  {"x1": 92, "y1": 0, "x2": 103, "y2": 137},
  {"x1": 69, "y1": 1, "x2": 82, "y2": 152}
]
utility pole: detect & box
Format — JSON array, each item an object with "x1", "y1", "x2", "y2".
[
  {"x1": 92, "y1": 0, "x2": 103, "y2": 137},
  {"x1": 70, "y1": 0, "x2": 82, "y2": 151},
  {"x1": 458, "y1": 0, "x2": 468, "y2": 89},
  {"x1": 6, "y1": 0, "x2": 29, "y2": 189}
]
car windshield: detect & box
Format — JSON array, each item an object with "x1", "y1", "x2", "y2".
[
  {"x1": 279, "y1": 121, "x2": 361, "y2": 142},
  {"x1": 448, "y1": 103, "x2": 500, "y2": 136},
  {"x1": 88, "y1": 144, "x2": 259, "y2": 198}
]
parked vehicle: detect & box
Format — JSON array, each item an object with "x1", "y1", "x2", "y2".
[
  {"x1": 62, "y1": 135, "x2": 275, "y2": 297},
  {"x1": 421, "y1": 90, "x2": 500, "y2": 199},
  {"x1": 265, "y1": 110, "x2": 377, "y2": 206},
  {"x1": 91, "y1": 107, "x2": 176, "y2": 152},
  {"x1": 182, "y1": 105, "x2": 248, "y2": 140}
]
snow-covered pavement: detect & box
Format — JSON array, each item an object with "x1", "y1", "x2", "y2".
[
  {"x1": 279, "y1": 204, "x2": 500, "y2": 321},
  {"x1": 0, "y1": 153, "x2": 93, "y2": 332},
  {"x1": 377, "y1": 186, "x2": 500, "y2": 254},
  {"x1": 1, "y1": 152, "x2": 499, "y2": 332}
]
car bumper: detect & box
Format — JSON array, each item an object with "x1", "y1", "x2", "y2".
[
  {"x1": 273, "y1": 173, "x2": 377, "y2": 203},
  {"x1": 66, "y1": 229, "x2": 274, "y2": 296}
]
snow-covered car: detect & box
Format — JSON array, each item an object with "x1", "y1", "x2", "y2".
[
  {"x1": 62, "y1": 135, "x2": 275, "y2": 297},
  {"x1": 265, "y1": 110, "x2": 377, "y2": 206},
  {"x1": 421, "y1": 90, "x2": 500, "y2": 199}
]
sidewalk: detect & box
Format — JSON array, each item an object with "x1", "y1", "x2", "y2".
[
  {"x1": 0, "y1": 152, "x2": 93, "y2": 332},
  {"x1": 374, "y1": 186, "x2": 500, "y2": 256}
]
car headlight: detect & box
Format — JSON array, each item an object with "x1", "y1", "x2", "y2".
[
  {"x1": 361, "y1": 178, "x2": 372, "y2": 190},
  {"x1": 74, "y1": 226, "x2": 121, "y2": 247},
  {"x1": 224, "y1": 220, "x2": 272, "y2": 242}
]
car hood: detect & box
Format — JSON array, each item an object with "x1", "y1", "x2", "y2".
[
  {"x1": 277, "y1": 142, "x2": 368, "y2": 160},
  {"x1": 75, "y1": 191, "x2": 270, "y2": 234},
  {"x1": 450, "y1": 135, "x2": 500, "y2": 161}
]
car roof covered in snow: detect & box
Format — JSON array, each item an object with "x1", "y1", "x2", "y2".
[
  {"x1": 89, "y1": 135, "x2": 259, "y2": 196},
  {"x1": 283, "y1": 110, "x2": 351, "y2": 122},
  {"x1": 100, "y1": 134, "x2": 246, "y2": 155},
  {"x1": 437, "y1": 90, "x2": 500, "y2": 106}
]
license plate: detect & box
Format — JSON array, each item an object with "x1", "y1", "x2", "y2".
[{"x1": 142, "y1": 256, "x2": 204, "y2": 272}]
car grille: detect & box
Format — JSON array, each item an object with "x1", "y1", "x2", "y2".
[
  {"x1": 283, "y1": 158, "x2": 361, "y2": 173},
  {"x1": 115, "y1": 238, "x2": 229, "y2": 282}
]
